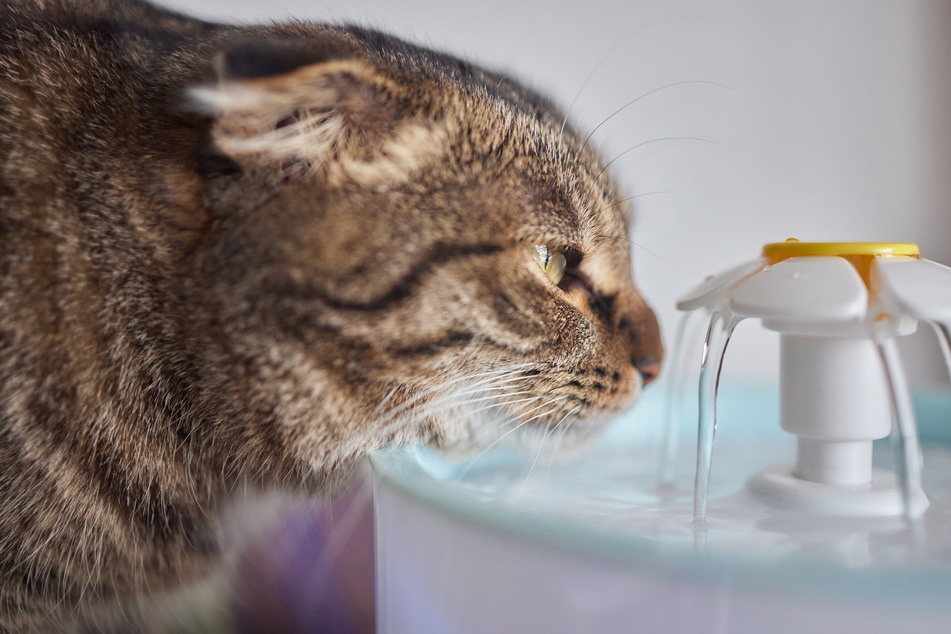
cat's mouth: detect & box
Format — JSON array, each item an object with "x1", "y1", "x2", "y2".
[
  {"x1": 425, "y1": 391, "x2": 615, "y2": 459},
  {"x1": 416, "y1": 358, "x2": 646, "y2": 457}
]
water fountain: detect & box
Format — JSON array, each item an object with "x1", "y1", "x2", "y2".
[
  {"x1": 679, "y1": 240, "x2": 951, "y2": 521},
  {"x1": 371, "y1": 240, "x2": 951, "y2": 634}
]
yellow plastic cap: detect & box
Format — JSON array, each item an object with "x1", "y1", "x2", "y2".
[
  {"x1": 762, "y1": 238, "x2": 920, "y2": 288},
  {"x1": 762, "y1": 238, "x2": 920, "y2": 262}
]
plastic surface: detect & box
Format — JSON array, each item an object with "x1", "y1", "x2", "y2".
[
  {"x1": 675, "y1": 258, "x2": 767, "y2": 312},
  {"x1": 794, "y1": 438, "x2": 873, "y2": 486},
  {"x1": 372, "y1": 387, "x2": 951, "y2": 634},
  {"x1": 779, "y1": 335, "x2": 891, "y2": 442},
  {"x1": 872, "y1": 256, "x2": 951, "y2": 322},
  {"x1": 762, "y1": 240, "x2": 920, "y2": 262},
  {"x1": 747, "y1": 464, "x2": 928, "y2": 517},
  {"x1": 730, "y1": 256, "x2": 868, "y2": 322}
]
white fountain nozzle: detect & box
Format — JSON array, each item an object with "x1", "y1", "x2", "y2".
[
  {"x1": 749, "y1": 332, "x2": 927, "y2": 517},
  {"x1": 780, "y1": 335, "x2": 890, "y2": 483},
  {"x1": 678, "y1": 240, "x2": 951, "y2": 519}
]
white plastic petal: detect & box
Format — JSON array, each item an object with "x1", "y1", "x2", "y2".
[
  {"x1": 872, "y1": 256, "x2": 951, "y2": 322},
  {"x1": 731, "y1": 256, "x2": 868, "y2": 321},
  {"x1": 676, "y1": 258, "x2": 768, "y2": 312}
]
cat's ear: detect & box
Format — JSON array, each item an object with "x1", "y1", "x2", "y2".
[
  {"x1": 189, "y1": 37, "x2": 441, "y2": 182},
  {"x1": 213, "y1": 38, "x2": 357, "y2": 82}
]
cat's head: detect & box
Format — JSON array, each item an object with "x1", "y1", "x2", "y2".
[{"x1": 188, "y1": 28, "x2": 662, "y2": 464}]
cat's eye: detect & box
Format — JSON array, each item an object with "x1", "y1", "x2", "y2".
[{"x1": 528, "y1": 244, "x2": 567, "y2": 286}]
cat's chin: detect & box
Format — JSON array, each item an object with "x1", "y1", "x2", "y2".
[{"x1": 427, "y1": 406, "x2": 612, "y2": 464}]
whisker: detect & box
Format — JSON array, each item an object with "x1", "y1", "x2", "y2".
[
  {"x1": 373, "y1": 386, "x2": 401, "y2": 414},
  {"x1": 526, "y1": 405, "x2": 582, "y2": 482},
  {"x1": 464, "y1": 393, "x2": 544, "y2": 418},
  {"x1": 371, "y1": 380, "x2": 537, "y2": 442},
  {"x1": 605, "y1": 191, "x2": 673, "y2": 210},
  {"x1": 516, "y1": 403, "x2": 569, "y2": 428},
  {"x1": 451, "y1": 396, "x2": 574, "y2": 480},
  {"x1": 593, "y1": 231, "x2": 671, "y2": 266},
  {"x1": 546, "y1": 406, "x2": 584, "y2": 475},
  {"x1": 580, "y1": 80, "x2": 729, "y2": 152},
  {"x1": 596, "y1": 137, "x2": 717, "y2": 181},
  {"x1": 503, "y1": 395, "x2": 571, "y2": 426},
  {"x1": 373, "y1": 365, "x2": 528, "y2": 422},
  {"x1": 444, "y1": 389, "x2": 533, "y2": 408},
  {"x1": 448, "y1": 372, "x2": 536, "y2": 396},
  {"x1": 559, "y1": 33, "x2": 632, "y2": 139},
  {"x1": 454, "y1": 417, "x2": 538, "y2": 480}
]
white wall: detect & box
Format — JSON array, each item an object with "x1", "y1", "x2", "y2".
[{"x1": 157, "y1": 0, "x2": 951, "y2": 384}]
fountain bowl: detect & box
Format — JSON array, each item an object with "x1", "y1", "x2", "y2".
[{"x1": 372, "y1": 385, "x2": 951, "y2": 634}]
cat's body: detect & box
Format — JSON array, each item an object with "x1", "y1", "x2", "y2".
[{"x1": 0, "y1": 0, "x2": 662, "y2": 630}]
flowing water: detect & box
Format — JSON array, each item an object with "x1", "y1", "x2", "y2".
[
  {"x1": 931, "y1": 320, "x2": 951, "y2": 382},
  {"x1": 658, "y1": 310, "x2": 703, "y2": 486},
  {"x1": 693, "y1": 311, "x2": 742, "y2": 522},
  {"x1": 875, "y1": 333, "x2": 926, "y2": 521}
]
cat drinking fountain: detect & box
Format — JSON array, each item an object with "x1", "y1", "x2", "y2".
[{"x1": 371, "y1": 240, "x2": 951, "y2": 634}]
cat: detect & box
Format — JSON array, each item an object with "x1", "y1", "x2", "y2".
[{"x1": 0, "y1": 0, "x2": 663, "y2": 630}]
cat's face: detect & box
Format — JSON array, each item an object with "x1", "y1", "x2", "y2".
[{"x1": 190, "y1": 31, "x2": 662, "y2": 460}]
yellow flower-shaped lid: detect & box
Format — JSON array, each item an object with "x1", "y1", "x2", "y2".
[{"x1": 762, "y1": 239, "x2": 920, "y2": 288}]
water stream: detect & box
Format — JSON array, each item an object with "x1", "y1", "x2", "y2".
[
  {"x1": 931, "y1": 320, "x2": 951, "y2": 382},
  {"x1": 875, "y1": 332, "x2": 926, "y2": 521},
  {"x1": 693, "y1": 311, "x2": 742, "y2": 522},
  {"x1": 658, "y1": 310, "x2": 702, "y2": 486}
]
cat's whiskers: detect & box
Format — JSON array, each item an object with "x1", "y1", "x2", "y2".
[
  {"x1": 558, "y1": 33, "x2": 632, "y2": 140},
  {"x1": 375, "y1": 365, "x2": 529, "y2": 410},
  {"x1": 522, "y1": 404, "x2": 583, "y2": 484},
  {"x1": 440, "y1": 389, "x2": 533, "y2": 408},
  {"x1": 368, "y1": 366, "x2": 537, "y2": 444},
  {"x1": 546, "y1": 405, "x2": 584, "y2": 476},
  {"x1": 580, "y1": 80, "x2": 728, "y2": 153},
  {"x1": 453, "y1": 415, "x2": 539, "y2": 480},
  {"x1": 592, "y1": 231, "x2": 671, "y2": 266},
  {"x1": 461, "y1": 393, "x2": 543, "y2": 419},
  {"x1": 372, "y1": 365, "x2": 530, "y2": 420},
  {"x1": 385, "y1": 389, "x2": 536, "y2": 435},
  {"x1": 594, "y1": 137, "x2": 717, "y2": 182},
  {"x1": 604, "y1": 191, "x2": 672, "y2": 211},
  {"x1": 374, "y1": 386, "x2": 402, "y2": 415},
  {"x1": 502, "y1": 394, "x2": 571, "y2": 427},
  {"x1": 512, "y1": 401, "x2": 571, "y2": 430},
  {"x1": 452, "y1": 395, "x2": 571, "y2": 480},
  {"x1": 372, "y1": 377, "x2": 525, "y2": 436}
]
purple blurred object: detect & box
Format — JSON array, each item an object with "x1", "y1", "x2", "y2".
[{"x1": 234, "y1": 481, "x2": 375, "y2": 634}]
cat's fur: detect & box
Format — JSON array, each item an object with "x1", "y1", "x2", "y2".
[{"x1": 0, "y1": 0, "x2": 662, "y2": 629}]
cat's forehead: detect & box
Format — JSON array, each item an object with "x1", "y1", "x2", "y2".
[
  {"x1": 362, "y1": 38, "x2": 630, "y2": 244},
  {"x1": 291, "y1": 25, "x2": 632, "y2": 249},
  {"x1": 473, "y1": 89, "x2": 632, "y2": 252}
]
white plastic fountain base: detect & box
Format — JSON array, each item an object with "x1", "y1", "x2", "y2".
[
  {"x1": 372, "y1": 241, "x2": 951, "y2": 634},
  {"x1": 372, "y1": 388, "x2": 951, "y2": 633}
]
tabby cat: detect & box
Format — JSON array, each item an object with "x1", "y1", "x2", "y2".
[{"x1": 0, "y1": 0, "x2": 663, "y2": 629}]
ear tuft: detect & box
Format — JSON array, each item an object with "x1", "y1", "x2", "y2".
[
  {"x1": 189, "y1": 37, "x2": 385, "y2": 173},
  {"x1": 189, "y1": 36, "x2": 447, "y2": 186}
]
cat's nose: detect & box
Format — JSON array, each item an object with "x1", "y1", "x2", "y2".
[
  {"x1": 622, "y1": 305, "x2": 663, "y2": 387},
  {"x1": 635, "y1": 360, "x2": 661, "y2": 386},
  {"x1": 615, "y1": 288, "x2": 664, "y2": 387}
]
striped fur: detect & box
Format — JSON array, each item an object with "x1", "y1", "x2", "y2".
[{"x1": 0, "y1": 0, "x2": 662, "y2": 629}]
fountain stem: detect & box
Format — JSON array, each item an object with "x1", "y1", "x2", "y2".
[
  {"x1": 780, "y1": 334, "x2": 892, "y2": 487},
  {"x1": 795, "y1": 438, "x2": 872, "y2": 486},
  {"x1": 747, "y1": 332, "x2": 928, "y2": 516}
]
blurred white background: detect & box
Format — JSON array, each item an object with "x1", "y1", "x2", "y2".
[{"x1": 156, "y1": 0, "x2": 951, "y2": 385}]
